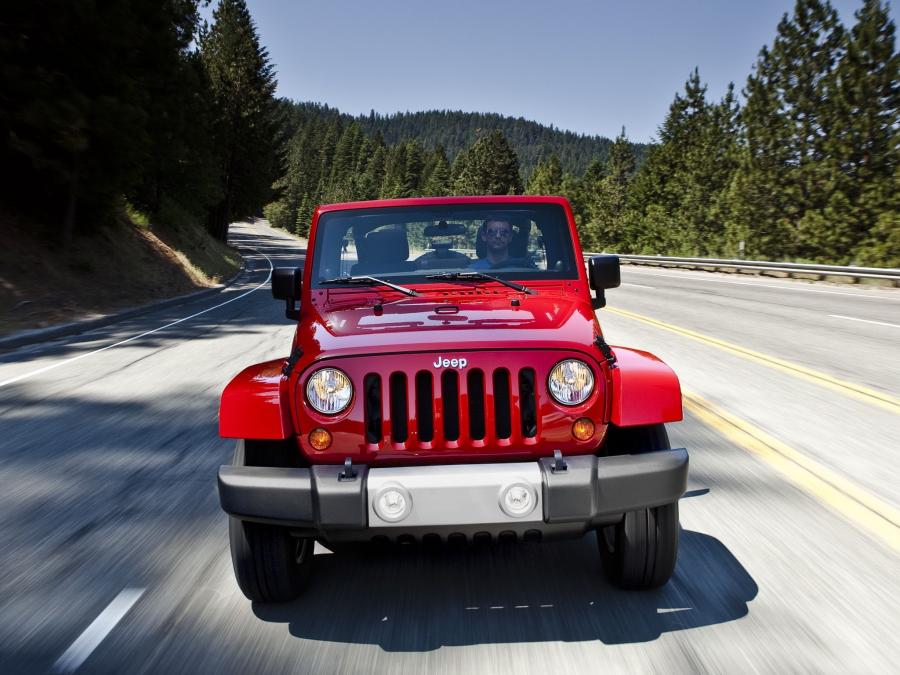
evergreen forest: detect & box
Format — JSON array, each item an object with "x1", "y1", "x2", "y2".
[{"x1": 1, "y1": 0, "x2": 897, "y2": 267}]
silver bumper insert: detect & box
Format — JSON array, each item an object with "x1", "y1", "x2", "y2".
[{"x1": 367, "y1": 462, "x2": 543, "y2": 527}]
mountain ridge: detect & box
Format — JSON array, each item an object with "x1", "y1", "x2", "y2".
[{"x1": 287, "y1": 101, "x2": 649, "y2": 176}]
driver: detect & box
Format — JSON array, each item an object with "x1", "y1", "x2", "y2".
[{"x1": 470, "y1": 218, "x2": 514, "y2": 269}]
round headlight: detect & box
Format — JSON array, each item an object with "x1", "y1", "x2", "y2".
[
  {"x1": 548, "y1": 359, "x2": 594, "y2": 406},
  {"x1": 306, "y1": 368, "x2": 353, "y2": 414}
]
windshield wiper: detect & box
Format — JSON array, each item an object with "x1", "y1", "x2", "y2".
[
  {"x1": 319, "y1": 275, "x2": 420, "y2": 297},
  {"x1": 426, "y1": 271, "x2": 536, "y2": 295}
]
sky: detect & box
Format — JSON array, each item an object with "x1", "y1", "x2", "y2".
[{"x1": 209, "y1": 0, "x2": 897, "y2": 143}]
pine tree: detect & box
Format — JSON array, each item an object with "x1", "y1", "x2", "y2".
[
  {"x1": 586, "y1": 129, "x2": 636, "y2": 252},
  {"x1": 454, "y1": 130, "x2": 523, "y2": 195},
  {"x1": 421, "y1": 145, "x2": 452, "y2": 196},
  {"x1": 402, "y1": 140, "x2": 425, "y2": 196},
  {"x1": 832, "y1": 0, "x2": 899, "y2": 264},
  {"x1": 357, "y1": 142, "x2": 386, "y2": 200},
  {"x1": 450, "y1": 148, "x2": 470, "y2": 193},
  {"x1": 295, "y1": 193, "x2": 313, "y2": 237},
  {"x1": 380, "y1": 143, "x2": 408, "y2": 198},
  {"x1": 526, "y1": 154, "x2": 563, "y2": 195},
  {"x1": 565, "y1": 159, "x2": 605, "y2": 235},
  {"x1": 729, "y1": 0, "x2": 848, "y2": 261},
  {"x1": 327, "y1": 122, "x2": 363, "y2": 202},
  {"x1": 625, "y1": 70, "x2": 738, "y2": 255},
  {"x1": 200, "y1": 0, "x2": 278, "y2": 240}
]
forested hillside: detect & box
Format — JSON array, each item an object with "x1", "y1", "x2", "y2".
[
  {"x1": 0, "y1": 0, "x2": 277, "y2": 244},
  {"x1": 265, "y1": 0, "x2": 898, "y2": 266},
  {"x1": 276, "y1": 104, "x2": 643, "y2": 178},
  {"x1": 355, "y1": 109, "x2": 640, "y2": 177},
  {"x1": 2, "y1": 0, "x2": 897, "y2": 274}
]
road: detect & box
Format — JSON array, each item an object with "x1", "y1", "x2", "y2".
[{"x1": 1, "y1": 220, "x2": 898, "y2": 673}]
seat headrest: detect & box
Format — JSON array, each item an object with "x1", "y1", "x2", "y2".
[{"x1": 363, "y1": 228, "x2": 409, "y2": 264}]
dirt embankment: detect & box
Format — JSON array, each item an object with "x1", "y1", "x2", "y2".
[{"x1": 1, "y1": 210, "x2": 241, "y2": 337}]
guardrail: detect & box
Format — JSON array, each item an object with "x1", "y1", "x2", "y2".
[{"x1": 582, "y1": 253, "x2": 900, "y2": 284}]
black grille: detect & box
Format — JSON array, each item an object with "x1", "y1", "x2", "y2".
[
  {"x1": 519, "y1": 368, "x2": 537, "y2": 438},
  {"x1": 467, "y1": 369, "x2": 486, "y2": 440},
  {"x1": 362, "y1": 365, "x2": 534, "y2": 446},
  {"x1": 389, "y1": 373, "x2": 408, "y2": 443},
  {"x1": 441, "y1": 370, "x2": 460, "y2": 441},
  {"x1": 363, "y1": 374, "x2": 382, "y2": 443},
  {"x1": 415, "y1": 372, "x2": 434, "y2": 442},
  {"x1": 493, "y1": 369, "x2": 512, "y2": 439}
]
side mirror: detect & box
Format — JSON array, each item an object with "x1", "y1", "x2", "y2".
[
  {"x1": 272, "y1": 267, "x2": 302, "y2": 320},
  {"x1": 588, "y1": 255, "x2": 620, "y2": 309}
]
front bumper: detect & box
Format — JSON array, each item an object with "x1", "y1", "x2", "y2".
[{"x1": 218, "y1": 450, "x2": 688, "y2": 541}]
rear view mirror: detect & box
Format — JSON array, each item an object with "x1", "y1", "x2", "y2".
[
  {"x1": 272, "y1": 267, "x2": 302, "y2": 319},
  {"x1": 588, "y1": 255, "x2": 620, "y2": 309}
]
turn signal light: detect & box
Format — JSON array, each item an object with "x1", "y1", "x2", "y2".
[
  {"x1": 572, "y1": 418, "x2": 595, "y2": 441},
  {"x1": 309, "y1": 428, "x2": 332, "y2": 450}
]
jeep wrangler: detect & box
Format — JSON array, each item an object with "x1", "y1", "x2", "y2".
[{"x1": 218, "y1": 196, "x2": 687, "y2": 602}]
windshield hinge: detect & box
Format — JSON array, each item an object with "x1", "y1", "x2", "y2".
[
  {"x1": 282, "y1": 346, "x2": 303, "y2": 377},
  {"x1": 594, "y1": 335, "x2": 617, "y2": 369}
]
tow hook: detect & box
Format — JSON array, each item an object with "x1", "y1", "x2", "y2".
[
  {"x1": 338, "y1": 457, "x2": 357, "y2": 481},
  {"x1": 550, "y1": 449, "x2": 568, "y2": 473}
]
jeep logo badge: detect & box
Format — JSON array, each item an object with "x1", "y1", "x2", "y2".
[{"x1": 433, "y1": 356, "x2": 467, "y2": 369}]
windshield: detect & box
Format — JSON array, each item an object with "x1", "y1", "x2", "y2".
[{"x1": 311, "y1": 203, "x2": 578, "y2": 288}]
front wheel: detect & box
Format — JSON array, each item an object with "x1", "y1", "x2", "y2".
[
  {"x1": 597, "y1": 423, "x2": 680, "y2": 589},
  {"x1": 229, "y1": 517, "x2": 314, "y2": 602},
  {"x1": 598, "y1": 501, "x2": 679, "y2": 589}
]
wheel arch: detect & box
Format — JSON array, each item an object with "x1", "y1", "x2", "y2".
[
  {"x1": 608, "y1": 347, "x2": 683, "y2": 427},
  {"x1": 219, "y1": 360, "x2": 295, "y2": 440}
]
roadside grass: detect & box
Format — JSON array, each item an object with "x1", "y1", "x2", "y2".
[{"x1": 0, "y1": 202, "x2": 241, "y2": 337}]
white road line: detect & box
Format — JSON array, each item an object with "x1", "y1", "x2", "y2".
[
  {"x1": 52, "y1": 588, "x2": 145, "y2": 673},
  {"x1": 0, "y1": 247, "x2": 273, "y2": 389},
  {"x1": 621, "y1": 282, "x2": 655, "y2": 289},
  {"x1": 829, "y1": 314, "x2": 900, "y2": 329},
  {"x1": 623, "y1": 268, "x2": 900, "y2": 300}
]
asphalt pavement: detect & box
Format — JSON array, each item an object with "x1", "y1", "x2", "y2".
[{"x1": 1, "y1": 221, "x2": 898, "y2": 674}]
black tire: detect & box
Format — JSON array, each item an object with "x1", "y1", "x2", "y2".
[
  {"x1": 229, "y1": 517, "x2": 314, "y2": 602},
  {"x1": 228, "y1": 439, "x2": 313, "y2": 602},
  {"x1": 597, "y1": 423, "x2": 680, "y2": 589}
]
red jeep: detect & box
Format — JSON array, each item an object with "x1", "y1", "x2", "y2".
[{"x1": 218, "y1": 196, "x2": 687, "y2": 602}]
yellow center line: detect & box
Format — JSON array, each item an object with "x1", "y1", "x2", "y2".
[
  {"x1": 683, "y1": 391, "x2": 900, "y2": 555},
  {"x1": 607, "y1": 306, "x2": 900, "y2": 415}
]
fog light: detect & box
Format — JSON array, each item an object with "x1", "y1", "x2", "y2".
[
  {"x1": 308, "y1": 428, "x2": 332, "y2": 450},
  {"x1": 373, "y1": 485, "x2": 412, "y2": 523},
  {"x1": 499, "y1": 483, "x2": 536, "y2": 518},
  {"x1": 572, "y1": 417, "x2": 595, "y2": 441}
]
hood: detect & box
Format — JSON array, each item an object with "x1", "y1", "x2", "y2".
[{"x1": 298, "y1": 292, "x2": 600, "y2": 360}]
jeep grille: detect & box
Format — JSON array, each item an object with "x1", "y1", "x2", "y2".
[{"x1": 363, "y1": 367, "x2": 539, "y2": 447}]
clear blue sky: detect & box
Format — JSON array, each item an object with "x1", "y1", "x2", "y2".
[{"x1": 213, "y1": 0, "x2": 896, "y2": 143}]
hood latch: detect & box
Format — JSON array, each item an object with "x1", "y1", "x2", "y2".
[{"x1": 594, "y1": 335, "x2": 617, "y2": 369}]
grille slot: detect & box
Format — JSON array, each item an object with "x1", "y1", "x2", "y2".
[
  {"x1": 389, "y1": 373, "x2": 408, "y2": 443},
  {"x1": 441, "y1": 370, "x2": 460, "y2": 441},
  {"x1": 415, "y1": 371, "x2": 434, "y2": 443},
  {"x1": 519, "y1": 368, "x2": 537, "y2": 438},
  {"x1": 493, "y1": 369, "x2": 512, "y2": 439},
  {"x1": 363, "y1": 374, "x2": 382, "y2": 443},
  {"x1": 467, "y1": 369, "x2": 486, "y2": 440}
]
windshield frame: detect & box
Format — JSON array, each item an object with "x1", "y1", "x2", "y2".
[{"x1": 308, "y1": 201, "x2": 581, "y2": 291}]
